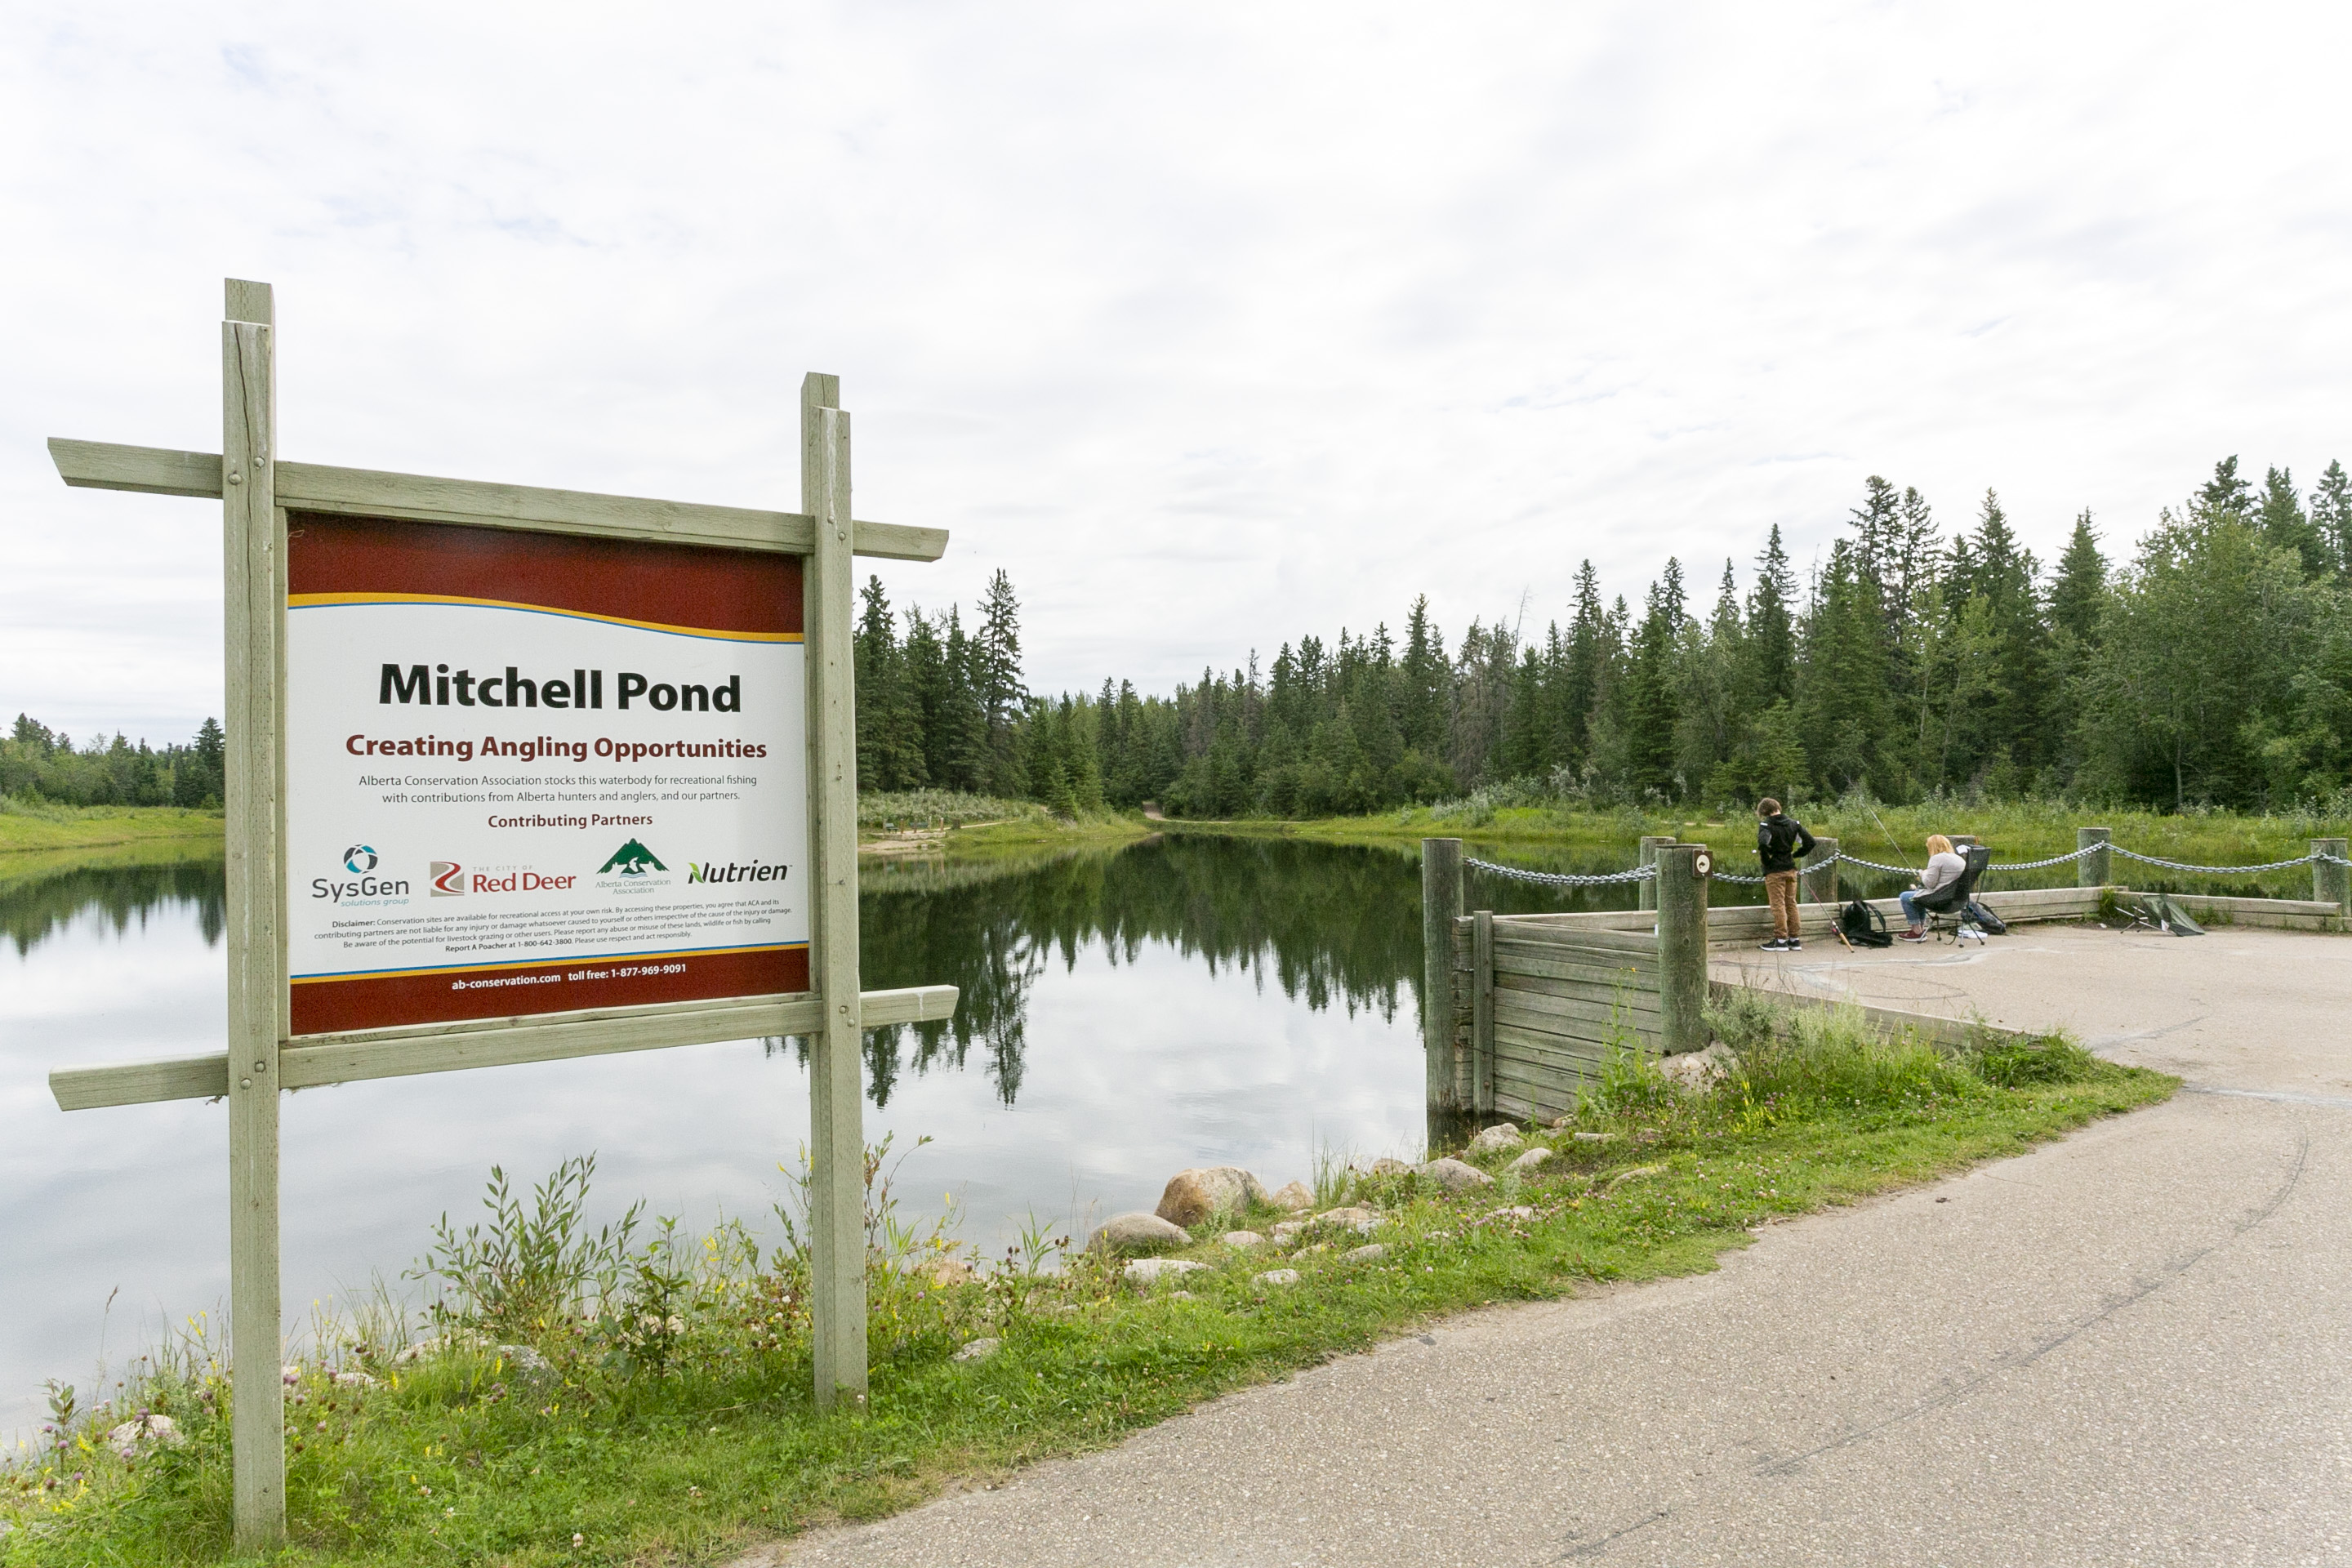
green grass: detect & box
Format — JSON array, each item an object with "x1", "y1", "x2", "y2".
[
  {"x1": 2, "y1": 1006, "x2": 2172, "y2": 1568},
  {"x1": 0, "y1": 800, "x2": 223, "y2": 858},
  {"x1": 856, "y1": 791, "x2": 1155, "y2": 862}
]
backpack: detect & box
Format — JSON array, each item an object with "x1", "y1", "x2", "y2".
[
  {"x1": 1839, "y1": 898, "x2": 1894, "y2": 948},
  {"x1": 1962, "y1": 899, "x2": 2007, "y2": 935}
]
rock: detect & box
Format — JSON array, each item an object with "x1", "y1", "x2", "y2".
[
  {"x1": 1168, "y1": 1290, "x2": 1197, "y2": 1300},
  {"x1": 951, "y1": 1336, "x2": 1001, "y2": 1362},
  {"x1": 1572, "y1": 1131, "x2": 1621, "y2": 1144},
  {"x1": 1370, "y1": 1157, "x2": 1414, "y2": 1175},
  {"x1": 1125, "y1": 1258, "x2": 1209, "y2": 1285},
  {"x1": 1254, "y1": 1268, "x2": 1302, "y2": 1287},
  {"x1": 496, "y1": 1344, "x2": 550, "y2": 1373},
  {"x1": 1089, "y1": 1211, "x2": 1190, "y2": 1254},
  {"x1": 1508, "y1": 1147, "x2": 1553, "y2": 1174},
  {"x1": 1487, "y1": 1205, "x2": 1537, "y2": 1221},
  {"x1": 1312, "y1": 1205, "x2": 1380, "y2": 1236},
  {"x1": 1269, "y1": 1181, "x2": 1316, "y2": 1212},
  {"x1": 1221, "y1": 1231, "x2": 1267, "y2": 1250},
  {"x1": 1416, "y1": 1157, "x2": 1494, "y2": 1192},
  {"x1": 918, "y1": 1254, "x2": 975, "y2": 1286},
  {"x1": 1272, "y1": 1220, "x2": 1309, "y2": 1245},
  {"x1": 1659, "y1": 1043, "x2": 1740, "y2": 1092},
  {"x1": 106, "y1": 1413, "x2": 183, "y2": 1459},
  {"x1": 1466, "y1": 1123, "x2": 1524, "y2": 1156},
  {"x1": 1605, "y1": 1164, "x2": 1667, "y2": 1192},
  {"x1": 1154, "y1": 1167, "x2": 1272, "y2": 1227},
  {"x1": 1342, "y1": 1244, "x2": 1388, "y2": 1263},
  {"x1": 332, "y1": 1370, "x2": 376, "y2": 1388}
]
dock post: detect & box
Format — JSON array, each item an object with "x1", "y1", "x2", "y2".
[
  {"x1": 2314, "y1": 839, "x2": 2349, "y2": 923},
  {"x1": 1656, "y1": 844, "x2": 1710, "y2": 1055},
  {"x1": 1421, "y1": 839, "x2": 1465, "y2": 1138},
  {"x1": 1637, "y1": 835, "x2": 1675, "y2": 912},
  {"x1": 2079, "y1": 826, "x2": 2112, "y2": 887},
  {"x1": 1804, "y1": 835, "x2": 1839, "y2": 907},
  {"x1": 1471, "y1": 910, "x2": 1495, "y2": 1116}
]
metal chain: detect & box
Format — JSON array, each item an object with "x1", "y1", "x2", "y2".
[
  {"x1": 1463, "y1": 856, "x2": 1656, "y2": 888},
  {"x1": 1467, "y1": 842, "x2": 2348, "y2": 889},
  {"x1": 2108, "y1": 845, "x2": 2336, "y2": 875}
]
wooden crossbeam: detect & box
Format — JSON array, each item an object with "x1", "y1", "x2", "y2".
[
  {"x1": 45, "y1": 438, "x2": 947, "y2": 562},
  {"x1": 50, "y1": 984, "x2": 959, "y2": 1111}
]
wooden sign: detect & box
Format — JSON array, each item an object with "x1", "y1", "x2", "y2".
[{"x1": 43, "y1": 279, "x2": 957, "y2": 1551}]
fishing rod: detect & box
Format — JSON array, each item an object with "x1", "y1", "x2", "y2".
[{"x1": 1863, "y1": 802, "x2": 1918, "y2": 873}]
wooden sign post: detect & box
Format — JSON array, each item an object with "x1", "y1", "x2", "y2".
[{"x1": 43, "y1": 280, "x2": 956, "y2": 1551}]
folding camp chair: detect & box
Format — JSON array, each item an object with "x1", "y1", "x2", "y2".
[{"x1": 1916, "y1": 845, "x2": 1992, "y2": 944}]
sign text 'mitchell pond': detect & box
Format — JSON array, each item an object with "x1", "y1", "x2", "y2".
[{"x1": 379, "y1": 664, "x2": 745, "y2": 712}]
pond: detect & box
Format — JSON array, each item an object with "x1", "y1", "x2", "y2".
[{"x1": 7, "y1": 832, "x2": 1691, "y2": 1435}]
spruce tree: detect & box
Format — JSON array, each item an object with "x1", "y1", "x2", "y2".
[
  {"x1": 974, "y1": 570, "x2": 1027, "y2": 796},
  {"x1": 2048, "y1": 510, "x2": 2109, "y2": 646},
  {"x1": 1846, "y1": 475, "x2": 1901, "y2": 591},
  {"x1": 2197, "y1": 456, "x2": 2253, "y2": 519},
  {"x1": 1398, "y1": 596, "x2": 1446, "y2": 755},
  {"x1": 1559, "y1": 561, "x2": 1608, "y2": 772},
  {"x1": 853, "y1": 576, "x2": 925, "y2": 791},
  {"x1": 1747, "y1": 525, "x2": 1797, "y2": 706},
  {"x1": 1624, "y1": 561, "x2": 1686, "y2": 799},
  {"x1": 2314, "y1": 460, "x2": 2352, "y2": 577},
  {"x1": 1795, "y1": 540, "x2": 1893, "y2": 796},
  {"x1": 2259, "y1": 465, "x2": 2328, "y2": 576}
]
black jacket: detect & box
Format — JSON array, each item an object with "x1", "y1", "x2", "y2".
[{"x1": 1757, "y1": 813, "x2": 1815, "y2": 874}]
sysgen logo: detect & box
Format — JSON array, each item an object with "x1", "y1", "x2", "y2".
[
  {"x1": 313, "y1": 848, "x2": 409, "y2": 905},
  {"x1": 430, "y1": 862, "x2": 466, "y2": 897}
]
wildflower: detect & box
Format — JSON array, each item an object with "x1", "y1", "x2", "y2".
[{"x1": 572, "y1": 1533, "x2": 585, "y2": 1547}]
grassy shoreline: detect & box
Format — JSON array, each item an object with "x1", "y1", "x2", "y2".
[
  {"x1": 2, "y1": 1011, "x2": 2173, "y2": 1566},
  {"x1": 0, "y1": 803, "x2": 223, "y2": 858}
]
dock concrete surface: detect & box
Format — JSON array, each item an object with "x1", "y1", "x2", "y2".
[{"x1": 760, "y1": 926, "x2": 2352, "y2": 1567}]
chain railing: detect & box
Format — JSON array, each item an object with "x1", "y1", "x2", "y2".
[
  {"x1": 1462, "y1": 856, "x2": 1655, "y2": 888},
  {"x1": 1463, "y1": 841, "x2": 2350, "y2": 889}
]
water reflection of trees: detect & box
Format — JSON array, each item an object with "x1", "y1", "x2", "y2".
[
  {"x1": 836, "y1": 835, "x2": 1452, "y2": 1108},
  {"x1": 0, "y1": 860, "x2": 226, "y2": 956}
]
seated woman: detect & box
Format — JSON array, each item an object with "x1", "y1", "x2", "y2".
[{"x1": 1898, "y1": 835, "x2": 1968, "y2": 943}]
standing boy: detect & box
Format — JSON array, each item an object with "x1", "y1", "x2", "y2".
[{"x1": 1755, "y1": 797, "x2": 1815, "y2": 951}]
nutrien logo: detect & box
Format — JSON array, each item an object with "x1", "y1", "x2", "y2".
[
  {"x1": 343, "y1": 844, "x2": 378, "y2": 874},
  {"x1": 430, "y1": 861, "x2": 466, "y2": 896},
  {"x1": 599, "y1": 839, "x2": 667, "y2": 876}
]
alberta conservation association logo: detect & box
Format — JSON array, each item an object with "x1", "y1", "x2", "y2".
[
  {"x1": 430, "y1": 861, "x2": 466, "y2": 897},
  {"x1": 599, "y1": 840, "x2": 667, "y2": 876}
]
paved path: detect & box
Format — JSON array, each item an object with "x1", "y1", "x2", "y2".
[{"x1": 767, "y1": 928, "x2": 2352, "y2": 1567}]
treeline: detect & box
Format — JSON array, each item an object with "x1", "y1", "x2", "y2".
[
  {"x1": 858, "y1": 455, "x2": 2352, "y2": 817},
  {"x1": 2, "y1": 715, "x2": 225, "y2": 808}
]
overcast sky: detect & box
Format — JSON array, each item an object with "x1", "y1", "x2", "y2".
[{"x1": 6, "y1": 2, "x2": 2348, "y2": 743}]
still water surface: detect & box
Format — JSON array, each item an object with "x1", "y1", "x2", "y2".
[{"x1": 5, "y1": 834, "x2": 1672, "y2": 1433}]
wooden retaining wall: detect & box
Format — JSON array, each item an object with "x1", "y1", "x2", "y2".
[{"x1": 1450, "y1": 916, "x2": 1659, "y2": 1123}]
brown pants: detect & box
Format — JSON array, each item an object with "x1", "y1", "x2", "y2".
[{"x1": 1765, "y1": 870, "x2": 1801, "y2": 939}]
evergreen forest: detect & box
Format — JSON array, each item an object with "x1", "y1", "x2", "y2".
[
  {"x1": 1, "y1": 714, "x2": 224, "y2": 808},
  {"x1": 851, "y1": 456, "x2": 2352, "y2": 817},
  {"x1": 14, "y1": 456, "x2": 2350, "y2": 820}
]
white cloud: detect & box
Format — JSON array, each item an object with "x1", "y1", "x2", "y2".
[{"x1": 6, "y1": 0, "x2": 2348, "y2": 738}]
